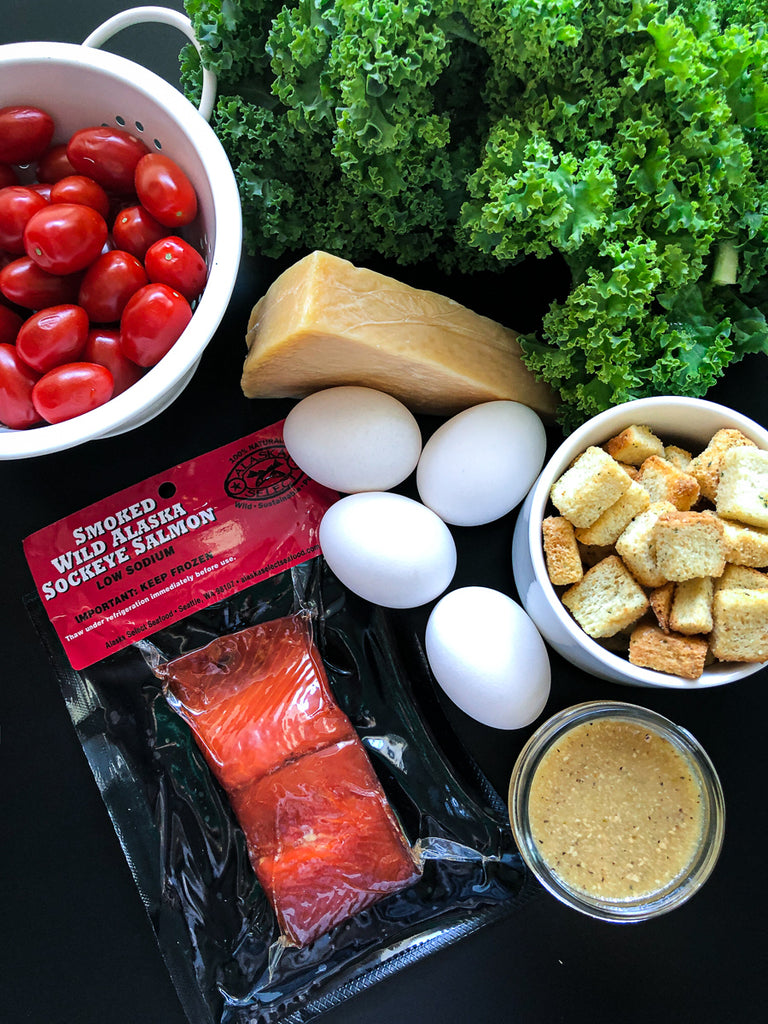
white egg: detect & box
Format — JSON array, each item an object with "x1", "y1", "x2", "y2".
[
  {"x1": 425, "y1": 586, "x2": 550, "y2": 730},
  {"x1": 416, "y1": 400, "x2": 547, "y2": 526},
  {"x1": 282, "y1": 386, "x2": 422, "y2": 493},
  {"x1": 319, "y1": 492, "x2": 457, "y2": 608}
]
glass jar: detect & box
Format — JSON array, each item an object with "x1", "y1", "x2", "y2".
[{"x1": 508, "y1": 701, "x2": 725, "y2": 922}]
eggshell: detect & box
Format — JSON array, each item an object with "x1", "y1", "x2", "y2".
[
  {"x1": 416, "y1": 400, "x2": 547, "y2": 526},
  {"x1": 319, "y1": 491, "x2": 457, "y2": 608},
  {"x1": 425, "y1": 586, "x2": 550, "y2": 730},
  {"x1": 283, "y1": 386, "x2": 422, "y2": 493}
]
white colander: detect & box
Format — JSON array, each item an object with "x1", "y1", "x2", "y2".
[{"x1": 0, "y1": 6, "x2": 242, "y2": 459}]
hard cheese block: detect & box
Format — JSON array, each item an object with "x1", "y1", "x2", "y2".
[{"x1": 241, "y1": 250, "x2": 557, "y2": 417}]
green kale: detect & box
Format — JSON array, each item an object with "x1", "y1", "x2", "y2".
[{"x1": 181, "y1": 1, "x2": 768, "y2": 429}]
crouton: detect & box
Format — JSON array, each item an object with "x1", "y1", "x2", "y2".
[
  {"x1": 550, "y1": 446, "x2": 632, "y2": 528},
  {"x1": 628, "y1": 622, "x2": 709, "y2": 679},
  {"x1": 719, "y1": 519, "x2": 768, "y2": 567},
  {"x1": 716, "y1": 447, "x2": 768, "y2": 529},
  {"x1": 615, "y1": 501, "x2": 676, "y2": 588},
  {"x1": 636, "y1": 455, "x2": 700, "y2": 511},
  {"x1": 664, "y1": 445, "x2": 693, "y2": 472},
  {"x1": 542, "y1": 516, "x2": 583, "y2": 586},
  {"x1": 574, "y1": 480, "x2": 651, "y2": 547},
  {"x1": 649, "y1": 581, "x2": 675, "y2": 632},
  {"x1": 561, "y1": 555, "x2": 650, "y2": 638},
  {"x1": 604, "y1": 424, "x2": 665, "y2": 465},
  {"x1": 687, "y1": 428, "x2": 756, "y2": 502},
  {"x1": 669, "y1": 577, "x2": 714, "y2": 635},
  {"x1": 710, "y1": 589, "x2": 768, "y2": 662},
  {"x1": 715, "y1": 564, "x2": 768, "y2": 592},
  {"x1": 653, "y1": 511, "x2": 725, "y2": 582}
]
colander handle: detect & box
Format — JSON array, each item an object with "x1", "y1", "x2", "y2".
[{"x1": 82, "y1": 5, "x2": 217, "y2": 122}]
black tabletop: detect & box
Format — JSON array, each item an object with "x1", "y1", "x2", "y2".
[{"x1": 2, "y1": 3, "x2": 767, "y2": 1023}]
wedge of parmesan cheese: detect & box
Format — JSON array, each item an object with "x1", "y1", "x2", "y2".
[{"x1": 241, "y1": 250, "x2": 557, "y2": 417}]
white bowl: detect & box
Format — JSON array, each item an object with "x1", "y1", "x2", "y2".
[
  {"x1": 511, "y1": 397, "x2": 768, "y2": 689},
  {"x1": 0, "y1": 10, "x2": 242, "y2": 459}
]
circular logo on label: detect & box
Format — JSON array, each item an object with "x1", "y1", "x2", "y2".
[{"x1": 224, "y1": 444, "x2": 304, "y2": 502}]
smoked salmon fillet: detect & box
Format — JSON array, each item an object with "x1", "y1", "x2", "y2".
[{"x1": 158, "y1": 614, "x2": 420, "y2": 946}]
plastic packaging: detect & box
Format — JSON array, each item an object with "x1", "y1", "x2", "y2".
[{"x1": 25, "y1": 424, "x2": 528, "y2": 1023}]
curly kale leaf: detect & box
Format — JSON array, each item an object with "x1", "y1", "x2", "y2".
[{"x1": 182, "y1": 0, "x2": 768, "y2": 427}]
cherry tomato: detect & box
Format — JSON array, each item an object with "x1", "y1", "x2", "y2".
[
  {"x1": 28, "y1": 182, "x2": 53, "y2": 200},
  {"x1": 50, "y1": 175, "x2": 110, "y2": 218},
  {"x1": 24, "y1": 203, "x2": 107, "y2": 275},
  {"x1": 0, "y1": 257, "x2": 83, "y2": 309},
  {"x1": 144, "y1": 235, "x2": 207, "y2": 301},
  {"x1": 84, "y1": 327, "x2": 145, "y2": 396},
  {"x1": 0, "y1": 106, "x2": 55, "y2": 165},
  {"x1": 0, "y1": 342, "x2": 42, "y2": 428},
  {"x1": 0, "y1": 303, "x2": 23, "y2": 345},
  {"x1": 32, "y1": 361, "x2": 114, "y2": 424},
  {"x1": 0, "y1": 164, "x2": 19, "y2": 188},
  {"x1": 36, "y1": 144, "x2": 76, "y2": 183},
  {"x1": 120, "y1": 283, "x2": 192, "y2": 367},
  {"x1": 0, "y1": 186, "x2": 49, "y2": 255},
  {"x1": 134, "y1": 153, "x2": 197, "y2": 227},
  {"x1": 16, "y1": 303, "x2": 89, "y2": 374},
  {"x1": 67, "y1": 126, "x2": 150, "y2": 194},
  {"x1": 111, "y1": 204, "x2": 167, "y2": 259},
  {"x1": 78, "y1": 250, "x2": 148, "y2": 323}
]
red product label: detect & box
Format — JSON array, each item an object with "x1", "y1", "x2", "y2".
[{"x1": 23, "y1": 423, "x2": 338, "y2": 669}]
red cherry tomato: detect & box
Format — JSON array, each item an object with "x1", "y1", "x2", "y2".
[
  {"x1": 0, "y1": 304, "x2": 23, "y2": 345},
  {"x1": 0, "y1": 342, "x2": 42, "y2": 428},
  {"x1": 50, "y1": 175, "x2": 110, "y2": 218},
  {"x1": 24, "y1": 203, "x2": 107, "y2": 275},
  {"x1": 78, "y1": 250, "x2": 148, "y2": 323},
  {"x1": 144, "y1": 236, "x2": 207, "y2": 301},
  {"x1": 120, "y1": 282, "x2": 192, "y2": 367},
  {"x1": 16, "y1": 303, "x2": 89, "y2": 374},
  {"x1": 0, "y1": 257, "x2": 83, "y2": 309},
  {"x1": 134, "y1": 153, "x2": 197, "y2": 227},
  {"x1": 0, "y1": 164, "x2": 19, "y2": 188},
  {"x1": 111, "y1": 204, "x2": 167, "y2": 259},
  {"x1": 36, "y1": 144, "x2": 76, "y2": 183},
  {"x1": 67, "y1": 126, "x2": 150, "y2": 194},
  {"x1": 84, "y1": 327, "x2": 145, "y2": 396},
  {"x1": 0, "y1": 186, "x2": 49, "y2": 255},
  {"x1": 28, "y1": 182, "x2": 53, "y2": 201},
  {"x1": 0, "y1": 106, "x2": 55, "y2": 165},
  {"x1": 32, "y1": 361, "x2": 114, "y2": 424}
]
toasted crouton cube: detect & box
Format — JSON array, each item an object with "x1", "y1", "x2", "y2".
[
  {"x1": 687, "y1": 428, "x2": 756, "y2": 502},
  {"x1": 664, "y1": 445, "x2": 693, "y2": 472},
  {"x1": 719, "y1": 519, "x2": 768, "y2": 567},
  {"x1": 669, "y1": 577, "x2": 714, "y2": 635},
  {"x1": 604, "y1": 424, "x2": 665, "y2": 465},
  {"x1": 574, "y1": 480, "x2": 651, "y2": 547},
  {"x1": 653, "y1": 511, "x2": 725, "y2": 582},
  {"x1": 542, "y1": 516, "x2": 583, "y2": 586},
  {"x1": 636, "y1": 455, "x2": 700, "y2": 511},
  {"x1": 628, "y1": 622, "x2": 709, "y2": 679},
  {"x1": 649, "y1": 581, "x2": 675, "y2": 632},
  {"x1": 550, "y1": 446, "x2": 632, "y2": 528},
  {"x1": 716, "y1": 447, "x2": 768, "y2": 529},
  {"x1": 716, "y1": 564, "x2": 768, "y2": 592},
  {"x1": 710, "y1": 589, "x2": 768, "y2": 662},
  {"x1": 561, "y1": 555, "x2": 649, "y2": 638},
  {"x1": 615, "y1": 501, "x2": 676, "y2": 588}
]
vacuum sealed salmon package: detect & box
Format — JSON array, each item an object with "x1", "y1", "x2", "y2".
[{"x1": 24, "y1": 422, "x2": 528, "y2": 1024}]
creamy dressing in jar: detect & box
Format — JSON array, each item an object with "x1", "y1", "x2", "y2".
[{"x1": 526, "y1": 717, "x2": 704, "y2": 899}]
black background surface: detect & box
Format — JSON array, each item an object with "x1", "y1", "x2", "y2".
[{"x1": 1, "y1": 3, "x2": 767, "y2": 1022}]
